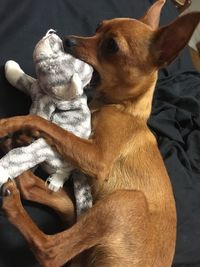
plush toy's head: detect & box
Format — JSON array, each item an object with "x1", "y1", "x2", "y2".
[{"x1": 33, "y1": 30, "x2": 93, "y2": 100}]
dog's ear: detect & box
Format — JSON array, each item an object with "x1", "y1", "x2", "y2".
[
  {"x1": 152, "y1": 12, "x2": 200, "y2": 67},
  {"x1": 141, "y1": 0, "x2": 166, "y2": 30}
]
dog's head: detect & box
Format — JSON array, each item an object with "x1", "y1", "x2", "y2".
[{"x1": 63, "y1": 0, "x2": 200, "y2": 102}]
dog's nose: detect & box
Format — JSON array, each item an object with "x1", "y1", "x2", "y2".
[{"x1": 63, "y1": 37, "x2": 78, "y2": 53}]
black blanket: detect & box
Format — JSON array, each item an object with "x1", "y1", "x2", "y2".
[
  {"x1": 150, "y1": 72, "x2": 200, "y2": 266},
  {"x1": 0, "y1": 0, "x2": 199, "y2": 266}
]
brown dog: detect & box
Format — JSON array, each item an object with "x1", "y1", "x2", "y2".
[{"x1": 0, "y1": 1, "x2": 200, "y2": 266}]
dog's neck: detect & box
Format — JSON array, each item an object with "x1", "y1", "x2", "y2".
[
  {"x1": 122, "y1": 83, "x2": 156, "y2": 120},
  {"x1": 91, "y1": 71, "x2": 158, "y2": 121}
]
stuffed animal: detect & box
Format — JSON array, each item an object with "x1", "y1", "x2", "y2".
[{"x1": 0, "y1": 30, "x2": 93, "y2": 216}]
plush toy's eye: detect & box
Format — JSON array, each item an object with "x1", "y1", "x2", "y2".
[{"x1": 103, "y1": 38, "x2": 119, "y2": 54}]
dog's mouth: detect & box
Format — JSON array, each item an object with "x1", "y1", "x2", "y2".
[
  {"x1": 88, "y1": 69, "x2": 101, "y2": 89},
  {"x1": 83, "y1": 69, "x2": 100, "y2": 102},
  {"x1": 62, "y1": 37, "x2": 101, "y2": 90}
]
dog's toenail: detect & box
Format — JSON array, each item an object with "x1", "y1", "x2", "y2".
[
  {"x1": 1, "y1": 185, "x2": 11, "y2": 197},
  {"x1": 4, "y1": 189, "x2": 11, "y2": 197}
]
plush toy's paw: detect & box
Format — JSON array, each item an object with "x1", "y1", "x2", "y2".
[
  {"x1": 0, "y1": 166, "x2": 11, "y2": 189},
  {"x1": 5, "y1": 60, "x2": 24, "y2": 86},
  {"x1": 46, "y1": 175, "x2": 65, "y2": 192}
]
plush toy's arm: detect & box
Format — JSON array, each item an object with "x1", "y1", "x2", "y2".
[{"x1": 5, "y1": 60, "x2": 36, "y2": 98}]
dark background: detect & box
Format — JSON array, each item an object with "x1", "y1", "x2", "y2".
[{"x1": 0, "y1": 0, "x2": 200, "y2": 266}]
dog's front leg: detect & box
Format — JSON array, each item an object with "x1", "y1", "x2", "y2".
[
  {"x1": 0, "y1": 115, "x2": 106, "y2": 179},
  {"x1": 2, "y1": 179, "x2": 150, "y2": 267}
]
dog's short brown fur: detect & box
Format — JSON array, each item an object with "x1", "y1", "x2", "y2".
[{"x1": 0, "y1": 1, "x2": 200, "y2": 266}]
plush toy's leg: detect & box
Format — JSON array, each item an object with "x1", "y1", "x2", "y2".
[
  {"x1": 46, "y1": 172, "x2": 69, "y2": 192},
  {"x1": 72, "y1": 171, "x2": 92, "y2": 217},
  {"x1": 46, "y1": 169, "x2": 93, "y2": 217},
  {"x1": 5, "y1": 60, "x2": 35, "y2": 96},
  {"x1": 46, "y1": 164, "x2": 73, "y2": 192},
  {"x1": 16, "y1": 171, "x2": 75, "y2": 225},
  {"x1": 0, "y1": 137, "x2": 58, "y2": 188}
]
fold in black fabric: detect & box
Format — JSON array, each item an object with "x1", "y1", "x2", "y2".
[
  {"x1": 0, "y1": 0, "x2": 199, "y2": 266},
  {"x1": 149, "y1": 72, "x2": 200, "y2": 266}
]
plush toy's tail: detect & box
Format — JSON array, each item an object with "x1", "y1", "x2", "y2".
[{"x1": 5, "y1": 60, "x2": 35, "y2": 97}]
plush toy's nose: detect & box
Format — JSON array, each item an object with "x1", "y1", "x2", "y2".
[{"x1": 63, "y1": 37, "x2": 78, "y2": 53}]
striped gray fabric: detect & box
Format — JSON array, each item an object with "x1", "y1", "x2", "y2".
[{"x1": 1, "y1": 30, "x2": 93, "y2": 216}]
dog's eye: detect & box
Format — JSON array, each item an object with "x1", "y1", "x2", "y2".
[{"x1": 104, "y1": 38, "x2": 119, "y2": 54}]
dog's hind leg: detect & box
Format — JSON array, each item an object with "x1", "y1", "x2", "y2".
[
  {"x1": 2, "y1": 179, "x2": 151, "y2": 267},
  {"x1": 16, "y1": 171, "x2": 75, "y2": 225}
]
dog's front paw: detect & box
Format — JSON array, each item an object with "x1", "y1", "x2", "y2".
[
  {"x1": 1, "y1": 179, "x2": 22, "y2": 222},
  {"x1": 46, "y1": 175, "x2": 65, "y2": 192},
  {"x1": 0, "y1": 116, "x2": 35, "y2": 138},
  {"x1": 5, "y1": 60, "x2": 24, "y2": 87}
]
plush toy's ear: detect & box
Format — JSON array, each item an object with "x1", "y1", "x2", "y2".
[
  {"x1": 141, "y1": 0, "x2": 166, "y2": 30},
  {"x1": 152, "y1": 12, "x2": 200, "y2": 67},
  {"x1": 68, "y1": 73, "x2": 83, "y2": 97}
]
